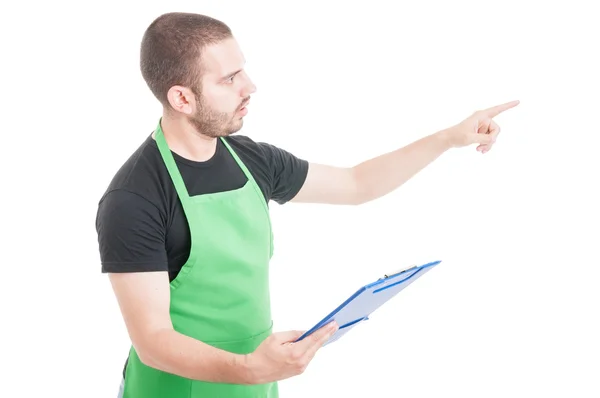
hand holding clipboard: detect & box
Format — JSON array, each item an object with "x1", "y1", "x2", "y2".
[{"x1": 241, "y1": 260, "x2": 440, "y2": 384}]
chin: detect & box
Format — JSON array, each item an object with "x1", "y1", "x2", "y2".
[{"x1": 225, "y1": 121, "x2": 244, "y2": 136}]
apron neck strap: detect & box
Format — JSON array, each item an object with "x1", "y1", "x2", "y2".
[
  {"x1": 154, "y1": 121, "x2": 191, "y2": 204},
  {"x1": 154, "y1": 119, "x2": 268, "y2": 212}
]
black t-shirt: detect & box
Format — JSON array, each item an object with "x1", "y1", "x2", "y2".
[{"x1": 96, "y1": 133, "x2": 309, "y2": 281}]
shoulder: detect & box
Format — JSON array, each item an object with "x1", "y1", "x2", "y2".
[
  {"x1": 96, "y1": 135, "x2": 169, "y2": 253},
  {"x1": 224, "y1": 135, "x2": 309, "y2": 205},
  {"x1": 98, "y1": 135, "x2": 171, "y2": 213}
]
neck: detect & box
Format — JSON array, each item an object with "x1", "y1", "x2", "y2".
[{"x1": 155, "y1": 113, "x2": 218, "y2": 162}]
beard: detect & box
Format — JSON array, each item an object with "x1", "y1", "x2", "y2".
[{"x1": 188, "y1": 93, "x2": 248, "y2": 138}]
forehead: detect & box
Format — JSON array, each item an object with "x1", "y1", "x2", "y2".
[{"x1": 201, "y1": 38, "x2": 245, "y2": 78}]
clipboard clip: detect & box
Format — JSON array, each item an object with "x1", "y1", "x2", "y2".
[{"x1": 380, "y1": 265, "x2": 417, "y2": 279}]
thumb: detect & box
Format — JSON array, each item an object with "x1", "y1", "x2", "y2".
[{"x1": 274, "y1": 330, "x2": 305, "y2": 343}]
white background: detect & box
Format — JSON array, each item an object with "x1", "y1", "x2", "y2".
[{"x1": 1, "y1": 1, "x2": 599, "y2": 397}]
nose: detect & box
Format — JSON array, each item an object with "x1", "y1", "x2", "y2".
[
  {"x1": 243, "y1": 81, "x2": 256, "y2": 97},
  {"x1": 247, "y1": 80, "x2": 257, "y2": 95},
  {"x1": 241, "y1": 71, "x2": 257, "y2": 97}
]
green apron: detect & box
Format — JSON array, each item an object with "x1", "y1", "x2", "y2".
[{"x1": 122, "y1": 121, "x2": 278, "y2": 397}]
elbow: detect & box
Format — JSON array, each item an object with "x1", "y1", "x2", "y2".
[
  {"x1": 131, "y1": 329, "x2": 168, "y2": 370},
  {"x1": 134, "y1": 342, "x2": 158, "y2": 369},
  {"x1": 137, "y1": 350, "x2": 156, "y2": 368},
  {"x1": 351, "y1": 192, "x2": 369, "y2": 206},
  {"x1": 349, "y1": 168, "x2": 370, "y2": 205}
]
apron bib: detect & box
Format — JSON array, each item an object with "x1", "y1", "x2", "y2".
[{"x1": 122, "y1": 121, "x2": 277, "y2": 397}]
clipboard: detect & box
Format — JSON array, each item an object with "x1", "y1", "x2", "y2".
[{"x1": 295, "y1": 260, "x2": 441, "y2": 346}]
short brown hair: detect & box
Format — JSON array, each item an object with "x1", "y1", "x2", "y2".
[{"x1": 140, "y1": 12, "x2": 232, "y2": 106}]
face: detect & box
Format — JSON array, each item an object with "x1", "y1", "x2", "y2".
[{"x1": 182, "y1": 37, "x2": 256, "y2": 138}]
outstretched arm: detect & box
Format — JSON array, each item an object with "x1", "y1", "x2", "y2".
[{"x1": 291, "y1": 100, "x2": 519, "y2": 205}]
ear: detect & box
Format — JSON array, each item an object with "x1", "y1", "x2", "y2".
[{"x1": 166, "y1": 85, "x2": 196, "y2": 115}]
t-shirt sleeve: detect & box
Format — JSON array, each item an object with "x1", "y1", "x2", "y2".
[
  {"x1": 258, "y1": 142, "x2": 309, "y2": 205},
  {"x1": 96, "y1": 189, "x2": 168, "y2": 273}
]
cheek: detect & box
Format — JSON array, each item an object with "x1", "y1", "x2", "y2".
[{"x1": 203, "y1": 87, "x2": 238, "y2": 113}]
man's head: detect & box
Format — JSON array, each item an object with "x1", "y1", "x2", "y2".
[{"x1": 140, "y1": 12, "x2": 256, "y2": 137}]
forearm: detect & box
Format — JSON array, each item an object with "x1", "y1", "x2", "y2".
[
  {"x1": 352, "y1": 130, "x2": 451, "y2": 203},
  {"x1": 139, "y1": 328, "x2": 251, "y2": 384}
]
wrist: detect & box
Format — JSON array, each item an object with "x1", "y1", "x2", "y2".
[
  {"x1": 235, "y1": 353, "x2": 260, "y2": 385},
  {"x1": 434, "y1": 128, "x2": 455, "y2": 150}
]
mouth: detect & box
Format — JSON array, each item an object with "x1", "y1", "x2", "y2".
[
  {"x1": 237, "y1": 100, "x2": 250, "y2": 116},
  {"x1": 239, "y1": 97, "x2": 251, "y2": 110}
]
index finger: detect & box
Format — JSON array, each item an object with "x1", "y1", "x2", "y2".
[{"x1": 481, "y1": 100, "x2": 520, "y2": 117}]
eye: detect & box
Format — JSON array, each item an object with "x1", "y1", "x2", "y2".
[{"x1": 225, "y1": 75, "x2": 235, "y2": 84}]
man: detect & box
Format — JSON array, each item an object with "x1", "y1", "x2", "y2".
[{"x1": 96, "y1": 11, "x2": 519, "y2": 398}]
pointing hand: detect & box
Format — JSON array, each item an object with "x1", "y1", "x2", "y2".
[{"x1": 443, "y1": 100, "x2": 520, "y2": 154}]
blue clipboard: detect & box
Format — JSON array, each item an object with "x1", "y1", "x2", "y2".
[{"x1": 295, "y1": 260, "x2": 441, "y2": 346}]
